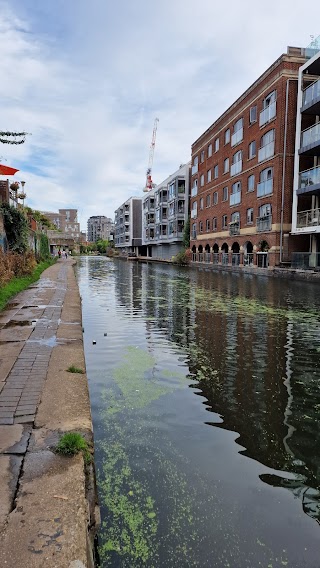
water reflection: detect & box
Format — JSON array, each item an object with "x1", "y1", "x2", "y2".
[{"x1": 77, "y1": 257, "x2": 320, "y2": 567}]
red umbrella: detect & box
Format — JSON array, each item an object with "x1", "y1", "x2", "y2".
[{"x1": 0, "y1": 164, "x2": 19, "y2": 176}]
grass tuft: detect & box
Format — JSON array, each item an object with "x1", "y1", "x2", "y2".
[
  {"x1": 55, "y1": 432, "x2": 91, "y2": 464},
  {"x1": 66, "y1": 365, "x2": 85, "y2": 374}
]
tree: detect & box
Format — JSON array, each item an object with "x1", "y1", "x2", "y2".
[{"x1": 182, "y1": 217, "x2": 190, "y2": 249}]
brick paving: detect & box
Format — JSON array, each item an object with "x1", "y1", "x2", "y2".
[{"x1": 0, "y1": 262, "x2": 69, "y2": 425}]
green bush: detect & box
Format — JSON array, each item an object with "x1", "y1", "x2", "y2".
[{"x1": 172, "y1": 250, "x2": 190, "y2": 266}]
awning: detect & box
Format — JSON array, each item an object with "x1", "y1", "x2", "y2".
[{"x1": 0, "y1": 164, "x2": 19, "y2": 176}]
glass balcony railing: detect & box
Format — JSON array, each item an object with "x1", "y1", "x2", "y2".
[
  {"x1": 299, "y1": 166, "x2": 320, "y2": 188},
  {"x1": 259, "y1": 101, "x2": 276, "y2": 126},
  {"x1": 297, "y1": 208, "x2": 320, "y2": 228},
  {"x1": 231, "y1": 128, "x2": 243, "y2": 147},
  {"x1": 256, "y1": 215, "x2": 272, "y2": 232},
  {"x1": 192, "y1": 164, "x2": 198, "y2": 175},
  {"x1": 230, "y1": 160, "x2": 242, "y2": 176},
  {"x1": 191, "y1": 185, "x2": 198, "y2": 197},
  {"x1": 230, "y1": 191, "x2": 241, "y2": 206},
  {"x1": 258, "y1": 141, "x2": 275, "y2": 162},
  {"x1": 257, "y1": 178, "x2": 273, "y2": 197},
  {"x1": 301, "y1": 123, "x2": 320, "y2": 148},
  {"x1": 303, "y1": 79, "x2": 320, "y2": 107}
]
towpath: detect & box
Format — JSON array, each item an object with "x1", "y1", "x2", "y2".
[{"x1": 0, "y1": 258, "x2": 98, "y2": 568}]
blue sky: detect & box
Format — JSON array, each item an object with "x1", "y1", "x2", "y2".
[{"x1": 0, "y1": 0, "x2": 319, "y2": 231}]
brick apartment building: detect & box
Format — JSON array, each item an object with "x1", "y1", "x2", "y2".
[{"x1": 190, "y1": 46, "x2": 310, "y2": 268}]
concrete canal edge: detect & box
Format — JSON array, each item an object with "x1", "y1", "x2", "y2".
[{"x1": 0, "y1": 260, "x2": 100, "y2": 568}]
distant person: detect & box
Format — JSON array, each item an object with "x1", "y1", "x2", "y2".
[
  {"x1": 65, "y1": 251, "x2": 68, "y2": 259},
  {"x1": 58, "y1": 250, "x2": 61, "y2": 258}
]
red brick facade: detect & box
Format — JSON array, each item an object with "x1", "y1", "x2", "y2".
[{"x1": 190, "y1": 48, "x2": 307, "y2": 267}]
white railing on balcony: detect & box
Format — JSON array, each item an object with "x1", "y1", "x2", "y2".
[
  {"x1": 257, "y1": 178, "x2": 273, "y2": 197},
  {"x1": 297, "y1": 208, "x2": 320, "y2": 228},
  {"x1": 191, "y1": 185, "x2": 198, "y2": 197},
  {"x1": 191, "y1": 209, "x2": 197, "y2": 219},
  {"x1": 258, "y1": 141, "x2": 275, "y2": 162},
  {"x1": 299, "y1": 166, "x2": 320, "y2": 188},
  {"x1": 230, "y1": 160, "x2": 243, "y2": 176},
  {"x1": 231, "y1": 127, "x2": 243, "y2": 147},
  {"x1": 303, "y1": 78, "x2": 320, "y2": 107},
  {"x1": 256, "y1": 215, "x2": 272, "y2": 232},
  {"x1": 230, "y1": 191, "x2": 241, "y2": 206},
  {"x1": 301, "y1": 123, "x2": 320, "y2": 149},
  {"x1": 192, "y1": 163, "x2": 198, "y2": 175},
  {"x1": 259, "y1": 101, "x2": 276, "y2": 126}
]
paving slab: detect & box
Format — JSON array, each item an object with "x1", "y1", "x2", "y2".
[
  {"x1": 0, "y1": 454, "x2": 23, "y2": 528},
  {"x1": 0, "y1": 424, "x2": 31, "y2": 454}
]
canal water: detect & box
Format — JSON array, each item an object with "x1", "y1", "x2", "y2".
[{"x1": 77, "y1": 256, "x2": 320, "y2": 568}]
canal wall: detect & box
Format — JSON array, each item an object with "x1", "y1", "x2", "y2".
[{"x1": 0, "y1": 259, "x2": 99, "y2": 568}]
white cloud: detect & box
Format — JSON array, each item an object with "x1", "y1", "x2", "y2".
[{"x1": 0, "y1": 0, "x2": 318, "y2": 230}]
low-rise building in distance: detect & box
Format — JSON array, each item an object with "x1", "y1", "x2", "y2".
[{"x1": 114, "y1": 197, "x2": 142, "y2": 255}]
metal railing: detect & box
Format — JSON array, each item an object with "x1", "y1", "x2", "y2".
[
  {"x1": 244, "y1": 253, "x2": 254, "y2": 266},
  {"x1": 299, "y1": 165, "x2": 320, "y2": 188},
  {"x1": 297, "y1": 208, "x2": 320, "y2": 228},
  {"x1": 291, "y1": 252, "x2": 320, "y2": 270},
  {"x1": 232, "y1": 253, "x2": 240, "y2": 265},
  {"x1": 212, "y1": 253, "x2": 219, "y2": 264},
  {"x1": 256, "y1": 252, "x2": 268, "y2": 268},
  {"x1": 303, "y1": 79, "x2": 320, "y2": 107},
  {"x1": 301, "y1": 122, "x2": 320, "y2": 148},
  {"x1": 259, "y1": 101, "x2": 276, "y2": 126}
]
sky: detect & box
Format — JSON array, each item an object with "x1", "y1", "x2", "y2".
[{"x1": 0, "y1": 0, "x2": 319, "y2": 233}]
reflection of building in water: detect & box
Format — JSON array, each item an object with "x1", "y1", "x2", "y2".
[{"x1": 113, "y1": 260, "x2": 142, "y2": 315}]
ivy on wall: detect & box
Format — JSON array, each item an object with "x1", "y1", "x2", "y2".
[{"x1": 0, "y1": 203, "x2": 29, "y2": 252}]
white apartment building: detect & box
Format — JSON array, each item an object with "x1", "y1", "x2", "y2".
[{"x1": 114, "y1": 197, "x2": 142, "y2": 254}]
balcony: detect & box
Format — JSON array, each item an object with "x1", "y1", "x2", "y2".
[
  {"x1": 297, "y1": 208, "x2": 320, "y2": 228},
  {"x1": 229, "y1": 222, "x2": 240, "y2": 236},
  {"x1": 230, "y1": 160, "x2": 242, "y2": 176},
  {"x1": 259, "y1": 101, "x2": 276, "y2": 126},
  {"x1": 231, "y1": 128, "x2": 243, "y2": 147},
  {"x1": 191, "y1": 185, "x2": 198, "y2": 197},
  {"x1": 257, "y1": 178, "x2": 273, "y2": 198},
  {"x1": 300, "y1": 123, "x2": 320, "y2": 155},
  {"x1": 256, "y1": 215, "x2": 272, "y2": 232},
  {"x1": 258, "y1": 141, "x2": 275, "y2": 162},
  {"x1": 298, "y1": 166, "x2": 320, "y2": 194},
  {"x1": 192, "y1": 163, "x2": 198, "y2": 175},
  {"x1": 230, "y1": 191, "x2": 241, "y2": 206},
  {"x1": 302, "y1": 79, "x2": 320, "y2": 113}
]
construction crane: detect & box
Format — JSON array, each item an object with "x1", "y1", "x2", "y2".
[{"x1": 143, "y1": 118, "x2": 159, "y2": 192}]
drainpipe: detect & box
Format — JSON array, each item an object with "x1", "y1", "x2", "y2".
[{"x1": 280, "y1": 78, "x2": 297, "y2": 264}]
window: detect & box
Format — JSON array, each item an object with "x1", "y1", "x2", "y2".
[
  {"x1": 258, "y1": 129, "x2": 275, "y2": 162},
  {"x1": 206, "y1": 194, "x2": 211, "y2": 207},
  {"x1": 259, "y1": 203, "x2": 272, "y2": 217},
  {"x1": 248, "y1": 140, "x2": 256, "y2": 159},
  {"x1": 249, "y1": 106, "x2": 257, "y2": 124},
  {"x1": 208, "y1": 143, "x2": 212, "y2": 157},
  {"x1": 222, "y1": 186, "x2": 228, "y2": 201},
  {"x1": 223, "y1": 158, "x2": 229, "y2": 173},
  {"x1": 246, "y1": 208, "x2": 254, "y2": 224},
  {"x1": 213, "y1": 191, "x2": 218, "y2": 205},
  {"x1": 231, "y1": 211, "x2": 240, "y2": 223},
  {"x1": 191, "y1": 201, "x2": 198, "y2": 218},
  {"x1": 200, "y1": 197, "x2": 204, "y2": 210},
  {"x1": 191, "y1": 178, "x2": 198, "y2": 197},
  {"x1": 192, "y1": 155, "x2": 198, "y2": 175},
  {"x1": 206, "y1": 219, "x2": 210, "y2": 231},
  {"x1": 214, "y1": 138, "x2": 219, "y2": 152},
  {"x1": 230, "y1": 181, "x2": 241, "y2": 205},
  {"x1": 200, "y1": 150, "x2": 205, "y2": 163},
  {"x1": 225, "y1": 128, "x2": 230, "y2": 144},
  {"x1": 207, "y1": 169, "x2": 212, "y2": 182},
  {"x1": 222, "y1": 215, "x2": 228, "y2": 229},
  {"x1": 200, "y1": 174, "x2": 205, "y2": 187},
  {"x1": 231, "y1": 118, "x2": 243, "y2": 146},
  {"x1": 260, "y1": 91, "x2": 277, "y2": 126},
  {"x1": 231, "y1": 150, "x2": 243, "y2": 176},
  {"x1": 199, "y1": 221, "x2": 203, "y2": 232},
  {"x1": 214, "y1": 165, "x2": 218, "y2": 179},
  {"x1": 192, "y1": 223, "x2": 197, "y2": 238},
  {"x1": 247, "y1": 174, "x2": 255, "y2": 192},
  {"x1": 257, "y1": 167, "x2": 273, "y2": 197},
  {"x1": 212, "y1": 217, "x2": 217, "y2": 231}
]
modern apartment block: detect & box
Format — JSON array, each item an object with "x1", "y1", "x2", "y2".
[
  {"x1": 292, "y1": 38, "x2": 320, "y2": 268},
  {"x1": 190, "y1": 46, "x2": 308, "y2": 268},
  {"x1": 42, "y1": 209, "x2": 81, "y2": 240},
  {"x1": 114, "y1": 197, "x2": 142, "y2": 254},
  {"x1": 87, "y1": 216, "x2": 114, "y2": 242},
  {"x1": 142, "y1": 163, "x2": 190, "y2": 259}
]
